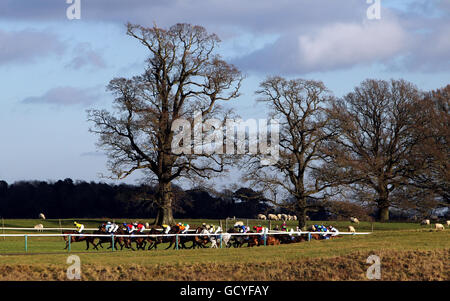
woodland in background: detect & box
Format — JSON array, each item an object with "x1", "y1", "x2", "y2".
[{"x1": 0, "y1": 178, "x2": 447, "y2": 221}]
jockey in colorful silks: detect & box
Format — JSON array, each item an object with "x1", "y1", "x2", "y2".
[
  {"x1": 253, "y1": 225, "x2": 264, "y2": 233},
  {"x1": 105, "y1": 221, "x2": 113, "y2": 233},
  {"x1": 162, "y1": 224, "x2": 171, "y2": 234},
  {"x1": 136, "y1": 223, "x2": 145, "y2": 233},
  {"x1": 124, "y1": 223, "x2": 135, "y2": 234},
  {"x1": 281, "y1": 222, "x2": 288, "y2": 232},
  {"x1": 177, "y1": 223, "x2": 189, "y2": 234},
  {"x1": 73, "y1": 221, "x2": 84, "y2": 233},
  {"x1": 327, "y1": 225, "x2": 339, "y2": 237},
  {"x1": 314, "y1": 224, "x2": 328, "y2": 239}
]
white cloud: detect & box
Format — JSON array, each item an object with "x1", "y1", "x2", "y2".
[{"x1": 297, "y1": 21, "x2": 408, "y2": 70}]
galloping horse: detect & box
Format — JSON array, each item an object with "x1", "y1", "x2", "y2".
[
  {"x1": 147, "y1": 225, "x2": 190, "y2": 250},
  {"x1": 190, "y1": 227, "x2": 210, "y2": 249},
  {"x1": 63, "y1": 230, "x2": 98, "y2": 250}
]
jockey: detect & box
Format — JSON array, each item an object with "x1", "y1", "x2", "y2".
[
  {"x1": 125, "y1": 223, "x2": 135, "y2": 234},
  {"x1": 105, "y1": 221, "x2": 113, "y2": 233},
  {"x1": 73, "y1": 221, "x2": 84, "y2": 233},
  {"x1": 253, "y1": 225, "x2": 264, "y2": 233},
  {"x1": 162, "y1": 224, "x2": 171, "y2": 234},
  {"x1": 181, "y1": 223, "x2": 190, "y2": 234},
  {"x1": 214, "y1": 226, "x2": 222, "y2": 234},
  {"x1": 136, "y1": 223, "x2": 145, "y2": 233},
  {"x1": 177, "y1": 222, "x2": 185, "y2": 231},
  {"x1": 112, "y1": 222, "x2": 119, "y2": 233},
  {"x1": 281, "y1": 222, "x2": 287, "y2": 232},
  {"x1": 328, "y1": 225, "x2": 339, "y2": 237},
  {"x1": 238, "y1": 225, "x2": 247, "y2": 233}
]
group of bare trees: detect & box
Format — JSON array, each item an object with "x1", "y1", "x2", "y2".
[{"x1": 88, "y1": 22, "x2": 449, "y2": 227}]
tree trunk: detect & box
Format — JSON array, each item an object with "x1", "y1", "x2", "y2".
[
  {"x1": 296, "y1": 197, "x2": 307, "y2": 230},
  {"x1": 378, "y1": 205, "x2": 389, "y2": 222},
  {"x1": 377, "y1": 198, "x2": 390, "y2": 222},
  {"x1": 154, "y1": 181, "x2": 175, "y2": 226}
]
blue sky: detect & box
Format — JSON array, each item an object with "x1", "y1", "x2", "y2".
[{"x1": 0, "y1": 0, "x2": 449, "y2": 188}]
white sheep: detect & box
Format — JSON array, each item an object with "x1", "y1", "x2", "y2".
[
  {"x1": 257, "y1": 214, "x2": 267, "y2": 220},
  {"x1": 435, "y1": 223, "x2": 445, "y2": 231},
  {"x1": 446, "y1": 220, "x2": 450, "y2": 227},
  {"x1": 277, "y1": 214, "x2": 282, "y2": 220},
  {"x1": 347, "y1": 225, "x2": 356, "y2": 233},
  {"x1": 292, "y1": 215, "x2": 297, "y2": 221},
  {"x1": 280, "y1": 214, "x2": 288, "y2": 221},
  {"x1": 350, "y1": 217, "x2": 359, "y2": 224},
  {"x1": 268, "y1": 214, "x2": 279, "y2": 221},
  {"x1": 287, "y1": 215, "x2": 292, "y2": 221},
  {"x1": 34, "y1": 224, "x2": 44, "y2": 232},
  {"x1": 420, "y1": 219, "x2": 430, "y2": 225},
  {"x1": 233, "y1": 221, "x2": 244, "y2": 227},
  {"x1": 39, "y1": 213, "x2": 46, "y2": 220}
]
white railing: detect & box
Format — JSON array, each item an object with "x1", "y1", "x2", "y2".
[
  {"x1": 0, "y1": 231, "x2": 371, "y2": 237},
  {"x1": 0, "y1": 230, "x2": 371, "y2": 252}
]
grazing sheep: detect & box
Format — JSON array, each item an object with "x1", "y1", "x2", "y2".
[
  {"x1": 257, "y1": 214, "x2": 267, "y2": 220},
  {"x1": 347, "y1": 226, "x2": 356, "y2": 233},
  {"x1": 293, "y1": 215, "x2": 298, "y2": 221},
  {"x1": 446, "y1": 220, "x2": 450, "y2": 227},
  {"x1": 280, "y1": 214, "x2": 288, "y2": 221},
  {"x1": 39, "y1": 213, "x2": 46, "y2": 220},
  {"x1": 268, "y1": 214, "x2": 279, "y2": 221},
  {"x1": 420, "y1": 219, "x2": 430, "y2": 225},
  {"x1": 350, "y1": 217, "x2": 359, "y2": 224},
  {"x1": 277, "y1": 214, "x2": 282, "y2": 220},
  {"x1": 435, "y1": 223, "x2": 445, "y2": 231},
  {"x1": 34, "y1": 224, "x2": 44, "y2": 232}
]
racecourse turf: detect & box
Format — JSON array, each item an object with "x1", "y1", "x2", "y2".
[{"x1": 0, "y1": 218, "x2": 448, "y2": 280}]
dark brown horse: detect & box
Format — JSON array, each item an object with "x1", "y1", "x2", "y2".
[{"x1": 63, "y1": 231, "x2": 98, "y2": 250}]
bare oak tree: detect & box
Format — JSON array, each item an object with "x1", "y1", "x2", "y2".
[
  {"x1": 323, "y1": 79, "x2": 424, "y2": 221},
  {"x1": 88, "y1": 23, "x2": 242, "y2": 225},
  {"x1": 406, "y1": 84, "x2": 449, "y2": 208},
  {"x1": 243, "y1": 77, "x2": 338, "y2": 229}
]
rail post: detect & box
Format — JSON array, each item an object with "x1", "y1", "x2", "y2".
[
  {"x1": 24, "y1": 235, "x2": 28, "y2": 252},
  {"x1": 111, "y1": 234, "x2": 115, "y2": 252},
  {"x1": 263, "y1": 233, "x2": 267, "y2": 246},
  {"x1": 68, "y1": 235, "x2": 71, "y2": 251},
  {"x1": 220, "y1": 234, "x2": 223, "y2": 248},
  {"x1": 176, "y1": 234, "x2": 179, "y2": 250},
  {"x1": 308, "y1": 232, "x2": 311, "y2": 241}
]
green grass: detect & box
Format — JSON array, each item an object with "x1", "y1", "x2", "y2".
[{"x1": 0, "y1": 218, "x2": 448, "y2": 280}]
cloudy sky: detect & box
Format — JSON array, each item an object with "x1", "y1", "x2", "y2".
[{"x1": 0, "y1": 0, "x2": 449, "y2": 187}]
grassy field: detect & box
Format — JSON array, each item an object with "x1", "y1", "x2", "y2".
[{"x1": 0, "y1": 218, "x2": 448, "y2": 280}]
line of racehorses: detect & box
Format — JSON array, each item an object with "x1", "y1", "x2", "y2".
[{"x1": 62, "y1": 224, "x2": 338, "y2": 251}]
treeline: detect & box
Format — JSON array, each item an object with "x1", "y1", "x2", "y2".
[
  {"x1": 2, "y1": 178, "x2": 444, "y2": 221},
  {"x1": 0, "y1": 179, "x2": 272, "y2": 219}
]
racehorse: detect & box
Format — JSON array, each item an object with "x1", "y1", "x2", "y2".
[
  {"x1": 190, "y1": 227, "x2": 210, "y2": 249},
  {"x1": 63, "y1": 230, "x2": 98, "y2": 250},
  {"x1": 147, "y1": 225, "x2": 191, "y2": 250},
  {"x1": 227, "y1": 228, "x2": 252, "y2": 248}
]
